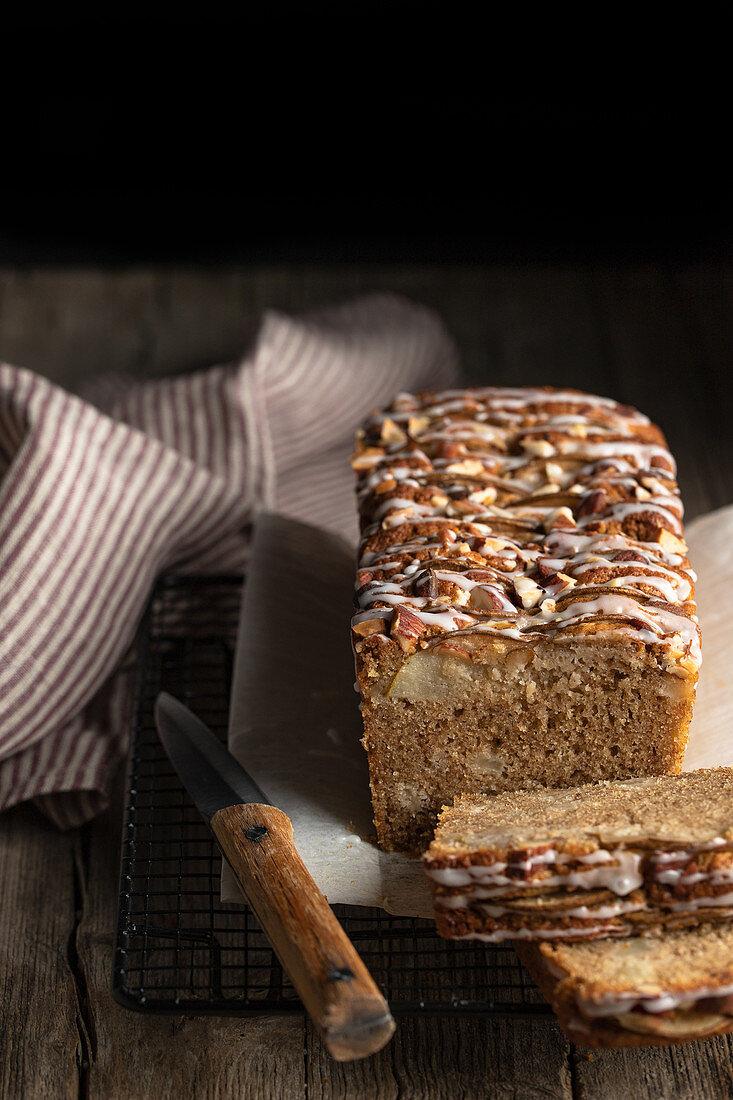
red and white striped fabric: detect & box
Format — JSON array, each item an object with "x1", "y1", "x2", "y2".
[{"x1": 0, "y1": 294, "x2": 459, "y2": 827}]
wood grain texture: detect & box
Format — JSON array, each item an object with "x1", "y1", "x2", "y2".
[
  {"x1": 571, "y1": 1039, "x2": 733, "y2": 1100},
  {"x1": 211, "y1": 803, "x2": 394, "y2": 1060},
  {"x1": 0, "y1": 805, "x2": 81, "y2": 1100},
  {"x1": 1, "y1": 262, "x2": 732, "y2": 1098},
  {"x1": 306, "y1": 1015, "x2": 573, "y2": 1099},
  {"x1": 77, "y1": 774, "x2": 307, "y2": 1099}
]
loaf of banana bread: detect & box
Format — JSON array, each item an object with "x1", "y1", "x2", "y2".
[{"x1": 351, "y1": 387, "x2": 699, "y2": 852}]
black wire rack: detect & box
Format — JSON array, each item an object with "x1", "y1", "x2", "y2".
[{"x1": 113, "y1": 575, "x2": 551, "y2": 1018}]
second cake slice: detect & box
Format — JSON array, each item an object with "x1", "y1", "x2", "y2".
[{"x1": 423, "y1": 769, "x2": 733, "y2": 942}]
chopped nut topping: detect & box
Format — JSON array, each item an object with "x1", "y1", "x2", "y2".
[
  {"x1": 380, "y1": 418, "x2": 407, "y2": 446},
  {"x1": 353, "y1": 617, "x2": 386, "y2": 638},
  {"x1": 514, "y1": 577, "x2": 543, "y2": 609},
  {"x1": 407, "y1": 415, "x2": 430, "y2": 437},
  {"x1": 544, "y1": 506, "x2": 576, "y2": 532},
  {"x1": 445, "y1": 459, "x2": 485, "y2": 476},
  {"x1": 657, "y1": 529, "x2": 687, "y2": 556},
  {"x1": 352, "y1": 386, "x2": 699, "y2": 673},
  {"x1": 391, "y1": 604, "x2": 426, "y2": 652},
  {"x1": 522, "y1": 439, "x2": 555, "y2": 458}
]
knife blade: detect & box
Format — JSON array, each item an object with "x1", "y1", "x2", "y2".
[
  {"x1": 154, "y1": 692, "x2": 395, "y2": 1061},
  {"x1": 155, "y1": 692, "x2": 271, "y2": 817}
]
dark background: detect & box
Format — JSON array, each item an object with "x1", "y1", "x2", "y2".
[{"x1": 0, "y1": 11, "x2": 728, "y2": 265}]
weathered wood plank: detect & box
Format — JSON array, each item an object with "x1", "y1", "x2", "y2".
[
  {"x1": 572, "y1": 1037, "x2": 733, "y2": 1100},
  {"x1": 306, "y1": 1015, "x2": 572, "y2": 1099},
  {"x1": 0, "y1": 806, "x2": 81, "y2": 1100},
  {"x1": 76, "y1": 777, "x2": 307, "y2": 1100}
]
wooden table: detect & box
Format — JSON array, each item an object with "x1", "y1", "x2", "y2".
[{"x1": 1, "y1": 264, "x2": 732, "y2": 1099}]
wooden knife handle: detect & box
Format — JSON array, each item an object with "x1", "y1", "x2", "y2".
[{"x1": 210, "y1": 803, "x2": 395, "y2": 1061}]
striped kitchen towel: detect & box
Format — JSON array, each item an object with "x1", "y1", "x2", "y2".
[{"x1": 0, "y1": 294, "x2": 459, "y2": 827}]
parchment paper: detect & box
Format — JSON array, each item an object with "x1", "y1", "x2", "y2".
[{"x1": 222, "y1": 508, "x2": 732, "y2": 917}]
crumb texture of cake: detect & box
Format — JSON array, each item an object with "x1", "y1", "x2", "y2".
[
  {"x1": 351, "y1": 386, "x2": 700, "y2": 852},
  {"x1": 424, "y1": 770, "x2": 733, "y2": 942},
  {"x1": 516, "y1": 922, "x2": 733, "y2": 1047}
]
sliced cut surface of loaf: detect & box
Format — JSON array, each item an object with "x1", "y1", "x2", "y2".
[
  {"x1": 429, "y1": 768, "x2": 733, "y2": 855},
  {"x1": 351, "y1": 386, "x2": 699, "y2": 852},
  {"x1": 516, "y1": 922, "x2": 733, "y2": 1047},
  {"x1": 424, "y1": 769, "x2": 733, "y2": 942}
]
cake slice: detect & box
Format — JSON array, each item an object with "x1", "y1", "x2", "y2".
[
  {"x1": 516, "y1": 923, "x2": 733, "y2": 1047},
  {"x1": 351, "y1": 386, "x2": 699, "y2": 853},
  {"x1": 423, "y1": 769, "x2": 733, "y2": 942}
]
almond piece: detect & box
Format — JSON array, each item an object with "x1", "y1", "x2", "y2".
[
  {"x1": 544, "y1": 571, "x2": 577, "y2": 594},
  {"x1": 445, "y1": 459, "x2": 485, "y2": 477},
  {"x1": 468, "y1": 486, "x2": 498, "y2": 505},
  {"x1": 657, "y1": 529, "x2": 687, "y2": 556},
  {"x1": 408, "y1": 415, "x2": 430, "y2": 436},
  {"x1": 391, "y1": 604, "x2": 426, "y2": 652},
  {"x1": 543, "y1": 506, "x2": 576, "y2": 532},
  {"x1": 576, "y1": 489, "x2": 608, "y2": 519},
  {"x1": 350, "y1": 446, "x2": 385, "y2": 471},
  {"x1": 469, "y1": 586, "x2": 508, "y2": 612},
  {"x1": 352, "y1": 617, "x2": 386, "y2": 637},
  {"x1": 382, "y1": 508, "x2": 413, "y2": 529},
  {"x1": 536, "y1": 557, "x2": 558, "y2": 578},
  {"x1": 522, "y1": 439, "x2": 555, "y2": 458},
  {"x1": 446, "y1": 500, "x2": 476, "y2": 517},
  {"x1": 380, "y1": 418, "x2": 407, "y2": 446},
  {"x1": 413, "y1": 571, "x2": 438, "y2": 600},
  {"x1": 514, "y1": 576, "x2": 543, "y2": 609}
]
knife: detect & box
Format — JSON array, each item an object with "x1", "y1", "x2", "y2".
[{"x1": 154, "y1": 691, "x2": 396, "y2": 1061}]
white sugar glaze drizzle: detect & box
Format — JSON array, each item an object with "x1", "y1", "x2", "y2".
[
  {"x1": 576, "y1": 982, "x2": 733, "y2": 1018},
  {"x1": 427, "y1": 848, "x2": 644, "y2": 895},
  {"x1": 352, "y1": 386, "x2": 699, "y2": 669},
  {"x1": 456, "y1": 926, "x2": 612, "y2": 943},
  {"x1": 429, "y1": 841, "x2": 733, "y2": 917},
  {"x1": 666, "y1": 892, "x2": 733, "y2": 912},
  {"x1": 436, "y1": 895, "x2": 647, "y2": 919}
]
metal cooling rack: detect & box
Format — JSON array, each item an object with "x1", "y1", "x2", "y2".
[{"x1": 113, "y1": 575, "x2": 551, "y2": 1017}]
